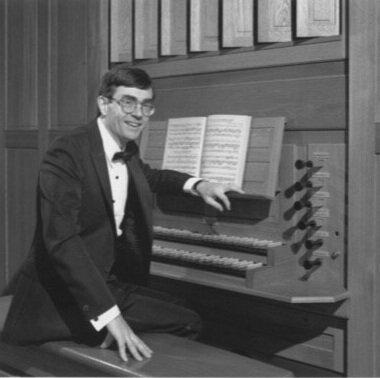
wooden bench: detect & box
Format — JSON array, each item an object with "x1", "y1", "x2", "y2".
[{"x1": 0, "y1": 295, "x2": 293, "y2": 377}]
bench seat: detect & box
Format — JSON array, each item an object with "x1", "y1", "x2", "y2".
[{"x1": 0, "y1": 295, "x2": 293, "y2": 377}]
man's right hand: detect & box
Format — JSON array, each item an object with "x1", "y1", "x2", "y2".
[{"x1": 100, "y1": 314, "x2": 153, "y2": 362}]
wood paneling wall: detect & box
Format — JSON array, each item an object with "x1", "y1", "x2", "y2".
[
  {"x1": 223, "y1": 0, "x2": 254, "y2": 47},
  {"x1": 0, "y1": 0, "x2": 7, "y2": 291},
  {"x1": 0, "y1": 0, "x2": 108, "y2": 292},
  {"x1": 6, "y1": 150, "x2": 39, "y2": 279},
  {"x1": 135, "y1": 0, "x2": 159, "y2": 59},
  {"x1": 111, "y1": 0, "x2": 133, "y2": 62},
  {"x1": 347, "y1": 1, "x2": 380, "y2": 376},
  {"x1": 297, "y1": 0, "x2": 340, "y2": 37},
  {"x1": 110, "y1": 0, "x2": 341, "y2": 63},
  {"x1": 152, "y1": 61, "x2": 346, "y2": 131},
  {"x1": 375, "y1": 3, "x2": 380, "y2": 374},
  {"x1": 7, "y1": 0, "x2": 38, "y2": 130},
  {"x1": 161, "y1": 0, "x2": 187, "y2": 55},
  {"x1": 258, "y1": 0, "x2": 291, "y2": 42}
]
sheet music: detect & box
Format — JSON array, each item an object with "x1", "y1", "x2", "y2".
[
  {"x1": 200, "y1": 115, "x2": 251, "y2": 187},
  {"x1": 161, "y1": 117, "x2": 207, "y2": 176}
]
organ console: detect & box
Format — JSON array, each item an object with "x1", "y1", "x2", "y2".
[
  {"x1": 141, "y1": 119, "x2": 348, "y2": 305},
  {"x1": 135, "y1": 104, "x2": 351, "y2": 374}
]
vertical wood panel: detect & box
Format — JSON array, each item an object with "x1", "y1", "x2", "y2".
[
  {"x1": 297, "y1": 0, "x2": 340, "y2": 37},
  {"x1": 375, "y1": 157, "x2": 380, "y2": 375},
  {"x1": 53, "y1": 0, "x2": 108, "y2": 128},
  {"x1": 4, "y1": 0, "x2": 109, "y2": 132},
  {"x1": 190, "y1": 0, "x2": 219, "y2": 51},
  {"x1": 48, "y1": 0, "x2": 58, "y2": 131},
  {"x1": 375, "y1": 3, "x2": 380, "y2": 371},
  {"x1": 375, "y1": 1, "x2": 380, "y2": 126},
  {"x1": 161, "y1": 0, "x2": 187, "y2": 56},
  {"x1": 135, "y1": 0, "x2": 158, "y2": 59},
  {"x1": 87, "y1": 0, "x2": 109, "y2": 121},
  {"x1": 37, "y1": 0, "x2": 52, "y2": 156},
  {"x1": 347, "y1": 1, "x2": 377, "y2": 376},
  {"x1": 0, "y1": 0, "x2": 109, "y2": 292},
  {"x1": 7, "y1": 0, "x2": 38, "y2": 129},
  {"x1": 56, "y1": 0, "x2": 87, "y2": 127},
  {"x1": 0, "y1": 0, "x2": 7, "y2": 291},
  {"x1": 6, "y1": 149, "x2": 38, "y2": 281},
  {"x1": 374, "y1": 4, "x2": 380, "y2": 375},
  {"x1": 110, "y1": 0, "x2": 133, "y2": 62},
  {"x1": 258, "y1": 0, "x2": 292, "y2": 42},
  {"x1": 222, "y1": 0, "x2": 253, "y2": 47}
]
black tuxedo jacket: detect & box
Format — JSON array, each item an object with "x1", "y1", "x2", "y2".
[{"x1": 2, "y1": 120, "x2": 191, "y2": 345}]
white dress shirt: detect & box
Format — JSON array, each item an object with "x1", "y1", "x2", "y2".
[{"x1": 90, "y1": 118, "x2": 201, "y2": 331}]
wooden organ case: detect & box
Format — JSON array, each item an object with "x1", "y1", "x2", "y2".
[{"x1": 138, "y1": 61, "x2": 349, "y2": 375}]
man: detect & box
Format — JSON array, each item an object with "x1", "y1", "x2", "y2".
[{"x1": 2, "y1": 66, "x2": 242, "y2": 362}]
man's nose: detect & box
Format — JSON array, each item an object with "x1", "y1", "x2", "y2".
[{"x1": 132, "y1": 103, "x2": 143, "y2": 118}]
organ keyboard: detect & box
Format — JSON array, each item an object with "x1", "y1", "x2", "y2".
[
  {"x1": 154, "y1": 226, "x2": 283, "y2": 250},
  {"x1": 152, "y1": 244, "x2": 264, "y2": 278},
  {"x1": 151, "y1": 225, "x2": 295, "y2": 293},
  {"x1": 150, "y1": 222, "x2": 349, "y2": 303}
]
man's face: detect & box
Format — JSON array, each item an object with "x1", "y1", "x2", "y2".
[{"x1": 100, "y1": 86, "x2": 154, "y2": 145}]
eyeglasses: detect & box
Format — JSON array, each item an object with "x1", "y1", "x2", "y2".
[{"x1": 111, "y1": 96, "x2": 155, "y2": 117}]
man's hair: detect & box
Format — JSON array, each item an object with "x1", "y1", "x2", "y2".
[{"x1": 98, "y1": 65, "x2": 153, "y2": 98}]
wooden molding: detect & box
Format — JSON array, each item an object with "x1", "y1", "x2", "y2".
[{"x1": 136, "y1": 40, "x2": 345, "y2": 78}]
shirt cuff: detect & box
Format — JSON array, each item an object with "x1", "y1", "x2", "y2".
[
  {"x1": 90, "y1": 305, "x2": 121, "y2": 332},
  {"x1": 183, "y1": 177, "x2": 203, "y2": 196}
]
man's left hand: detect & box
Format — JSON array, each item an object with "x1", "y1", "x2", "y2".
[{"x1": 195, "y1": 181, "x2": 244, "y2": 212}]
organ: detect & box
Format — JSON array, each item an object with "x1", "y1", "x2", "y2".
[
  {"x1": 140, "y1": 120, "x2": 348, "y2": 304},
  {"x1": 137, "y1": 105, "x2": 349, "y2": 374}
]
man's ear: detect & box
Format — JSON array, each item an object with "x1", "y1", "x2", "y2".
[{"x1": 97, "y1": 96, "x2": 108, "y2": 116}]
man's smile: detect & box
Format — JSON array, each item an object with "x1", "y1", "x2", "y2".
[{"x1": 124, "y1": 120, "x2": 142, "y2": 128}]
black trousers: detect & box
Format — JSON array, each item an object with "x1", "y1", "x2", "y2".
[
  {"x1": 107, "y1": 234, "x2": 202, "y2": 340},
  {"x1": 107, "y1": 279, "x2": 202, "y2": 340}
]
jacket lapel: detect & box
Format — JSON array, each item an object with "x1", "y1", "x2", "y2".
[
  {"x1": 127, "y1": 156, "x2": 153, "y2": 241},
  {"x1": 87, "y1": 122, "x2": 117, "y2": 234}
]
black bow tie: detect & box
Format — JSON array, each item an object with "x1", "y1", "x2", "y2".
[{"x1": 112, "y1": 141, "x2": 138, "y2": 163}]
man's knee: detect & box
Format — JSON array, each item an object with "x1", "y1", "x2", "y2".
[{"x1": 182, "y1": 310, "x2": 202, "y2": 340}]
